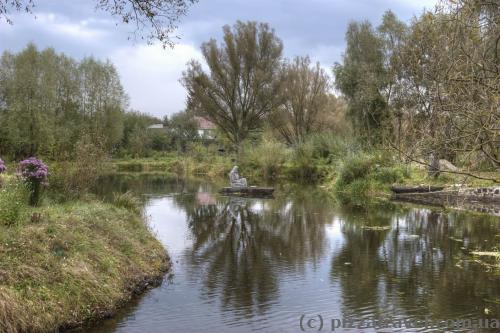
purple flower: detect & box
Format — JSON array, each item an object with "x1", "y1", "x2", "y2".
[
  {"x1": 18, "y1": 157, "x2": 49, "y2": 184},
  {"x1": 0, "y1": 158, "x2": 6, "y2": 174}
]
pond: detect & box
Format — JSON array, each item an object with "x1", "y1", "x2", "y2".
[{"x1": 80, "y1": 174, "x2": 500, "y2": 332}]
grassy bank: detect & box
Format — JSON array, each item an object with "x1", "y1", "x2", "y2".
[
  {"x1": 0, "y1": 188, "x2": 168, "y2": 332},
  {"x1": 111, "y1": 142, "x2": 500, "y2": 202}
]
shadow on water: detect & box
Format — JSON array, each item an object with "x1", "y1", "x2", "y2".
[{"x1": 79, "y1": 174, "x2": 500, "y2": 333}]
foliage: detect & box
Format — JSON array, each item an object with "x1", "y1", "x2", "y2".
[
  {"x1": 18, "y1": 157, "x2": 48, "y2": 206},
  {"x1": 0, "y1": 180, "x2": 27, "y2": 226},
  {"x1": 121, "y1": 111, "x2": 161, "y2": 157},
  {"x1": 271, "y1": 56, "x2": 331, "y2": 144},
  {"x1": 183, "y1": 21, "x2": 284, "y2": 149},
  {"x1": 244, "y1": 138, "x2": 290, "y2": 180},
  {"x1": 49, "y1": 136, "x2": 108, "y2": 201},
  {"x1": 396, "y1": 1, "x2": 499, "y2": 168},
  {"x1": 286, "y1": 140, "x2": 325, "y2": 181},
  {"x1": 334, "y1": 2, "x2": 499, "y2": 174},
  {"x1": 307, "y1": 133, "x2": 354, "y2": 161},
  {"x1": 165, "y1": 111, "x2": 199, "y2": 151},
  {"x1": 112, "y1": 191, "x2": 142, "y2": 214},
  {"x1": 0, "y1": 158, "x2": 6, "y2": 173},
  {"x1": 0, "y1": 44, "x2": 127, "y2": 159},
  {"x1": 333, "y1": 18, "x2": 392, "y2": 145},
  {"x1": 334, "y1": 152, "x2": 408, "y2": 197}
]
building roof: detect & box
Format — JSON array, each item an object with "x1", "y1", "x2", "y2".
[
  {"x1": 194, "y1": 116, "x2": 216, "y2": 130},
  {"x1": 147, "y1": 123, "x2": 164, "y2": 129}
]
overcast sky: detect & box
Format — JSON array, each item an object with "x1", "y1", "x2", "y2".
[{"x1": 0, "y1": 0, "x2": 436, "y2": 119}]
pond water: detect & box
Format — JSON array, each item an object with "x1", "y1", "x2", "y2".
[{"x1": 80, "y1": 174, "x2": 500, "y2": 332}]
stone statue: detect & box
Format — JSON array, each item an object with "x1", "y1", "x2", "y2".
[{"x1": 229, "y1": 166, "x2": 248, "y2": 188}]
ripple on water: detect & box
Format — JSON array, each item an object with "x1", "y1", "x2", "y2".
[{"x1": 84, "y1": 176, "x2": 500, "y2": 333}]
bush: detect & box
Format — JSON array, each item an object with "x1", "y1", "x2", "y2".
[
  {"x1": 244, "y1": 138, "x2": 289, "y2": 180},
  {"x1": 308, "y1": 133, "x2": 353, "y2": 161},
  {"x1": 112, "y1": 191, "x2": 142, "y2": 214},
  {"x1": 335, "y1": 154, "x2": 376, "y2": 189},
  {"x1": 373, "y1": 165, "x2": 408, "y2": 184},
  {"x1": 334, "y1": 151, "x2": 407, "y2": 196},
  {"x1": 0, "y1": 158, "x2": 6, "y2": 174},
  {"x1": 18, "y1": 157, "x2": 49, "y2": 206},
  {"x1": 287, "y1": 140, "x2": 325, "y2": 181},
  {"x1": 0, "y1": 181, "x2": 27, "y2": 226},
  {"x1": 50, "y1": 136, "x2": 107, "y2": 201}
]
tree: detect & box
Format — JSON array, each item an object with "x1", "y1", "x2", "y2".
[
  {"x1": 271, "y1": 56, "x2": 331, "y2": 145},
  {"x1": 333, "y1": 21, "x2": 390, "y2": 145},
  {"x1": 0, "y1": 44, "x2": 56, "y2": 157},
  {"x1": 165, "y1": 111, "x2": 198, "y2": 151},
  {"x1": 397, "y1": 1, "x2": 499, "y2": 170},
  {"x1": 182, "y1": 21, "x2": 284, "y2": 151},
  {"x1": 121, "y1": 110, "x2": 160, "y2": 153},
  {"x1": 377, "y1": 11, "x2": 408, "y2": 155},
  {"x1": 0, "y1": 44, "x2": 128, "y2": 159},
  {"x1": 0, "y1": 0, "x2": 198, "y2": 47}
]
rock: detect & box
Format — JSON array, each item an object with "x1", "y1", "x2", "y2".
[{"x1": 439, "y1": 159, "x2": 459, "y2": 172}]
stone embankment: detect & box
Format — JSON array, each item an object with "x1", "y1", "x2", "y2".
[{"x1": 392, "y1": 186, "x2": 500, "y2": 216}]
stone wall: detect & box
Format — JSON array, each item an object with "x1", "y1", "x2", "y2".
[{"x1": 392, "y1": 186, "x2": 500, "y2": 216}]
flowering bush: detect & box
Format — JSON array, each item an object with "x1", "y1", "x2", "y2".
[
  {"x1": 18, "y1": 157, "x2": 49, "y2": 206},
  {"x1": 0, "y1": 158, "x2": 6, "y2": 174}
]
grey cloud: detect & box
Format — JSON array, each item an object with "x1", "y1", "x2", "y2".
[{"x1": 0, "y1": 0, "x2": 435, "y2": 117}]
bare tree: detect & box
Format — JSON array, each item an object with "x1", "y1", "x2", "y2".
[
  {"x1": 182, "y1": 21, "x2": 284, "y2": 151},
  {"x1": 398, "y1": 0, "x2": 499, "y2": 170},
  {"x1": 0, "y1": 0, "x2": 198, "y2": 47}
]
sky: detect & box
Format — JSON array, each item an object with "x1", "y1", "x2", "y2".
[{"x1": 0, "y1": 0, "x2": 437, "y2": 119}]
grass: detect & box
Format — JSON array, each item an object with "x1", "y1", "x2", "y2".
[
  {"x1": 0, "y1": 200, "x2": 168, "y2": 333},
  {"x1": 332, "y1": 151, "x2": 410, "y2": 200},
  {"x1": 111, "y1": 146, "x2": 500, "y2": 202}
]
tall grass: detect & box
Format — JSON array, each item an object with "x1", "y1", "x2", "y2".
[
  {"x1": 334, "y1": 151, "x2": 409, "y2": 198},
  {"x1": 244, "y1": 138, "x2": 290, "y2": 180},
  {"x1": 0, "y1": 180, "x2": 28, "y2": 226},
  {"x1": 0, "y1": 202, "x2": 168, "y2": 332}
]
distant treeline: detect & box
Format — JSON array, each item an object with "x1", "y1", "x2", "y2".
[
  {"x1": 0, "y1": 44, "x2": 127, "y2": 159},
  {"x1": 183, "y1": 0, "x2": 498, "y2": 169},
  {"x1": 1, "y1": 0, "x2": 497, "y2": 170}
]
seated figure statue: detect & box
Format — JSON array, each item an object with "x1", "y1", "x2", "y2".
[{"x1": 229, "y1": 166, "x2": 248, "y2": 188}]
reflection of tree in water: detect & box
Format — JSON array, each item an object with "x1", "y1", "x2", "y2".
[
  {"x1": 330, "y1": 204, "x2": 396, "y2": 319},
  {"x1": 331, "y1": 205, "x2": 500, "y2": 321},
  {"x1": 176, "y1": 188, "x2": 335, "y2": 318},
  {"x1": 95, "y1": 174, "x2": 213, "y2": 200}
]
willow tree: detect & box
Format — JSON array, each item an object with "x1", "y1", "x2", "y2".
[
  {"x1": 271, "y1": 56, "x2": 331, "y2": 145},
  {"x1": 182, "y1": 21, "x2": 284, "y2": 151}
]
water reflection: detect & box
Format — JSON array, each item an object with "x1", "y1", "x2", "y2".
[
  {"x1": 83, "y1": 174, "x2": 500, "y2": 333},
  {"x1": 331, "y1": 205, "x2": 500, "y2": 327},
  {"x1": 174, "y1": 188, "x2": 334, "y2": 319}
]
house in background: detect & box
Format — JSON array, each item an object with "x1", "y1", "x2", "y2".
[
  {"x1": 147, "y1": 123, "x2": 166, "y2": 131},
  {"x1": 194, "y1": 116, "x2": 216, "y2": 140}
]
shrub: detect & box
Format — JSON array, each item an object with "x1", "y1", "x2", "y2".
[
  {"x1": 245, "y1": 138, "x2": 289, "y2": 180},
  {"x1": 0, "y1": 158, "x2": 6, "y2": 174},
  {"x1": 287, "y1": 140, "x2": 324, "y2": 181},
  {"x1": 308, "y1": 133, "x2": 353, "y2": 161},
  {"x1": 335, "y1": 154, "x2": 376, "y2": 189},
  {"x1": 112, "y1": 191, "x2": 142, "y2": 214},
  {"x1": 49, "y1": 136, "x2": 107, "y2": 201},
  {"x1": 0, "y1": 181, "x2": 27, "y2": 226},
  {"x1": 373, "y1": 165, "x2": 408, "y2": 184},
  {"x1": 18, "y1": 157, "x2": 49, "y2": 206},
  {"x1": 334, "y1": 152, "x2": 407, "y2": 196}
]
